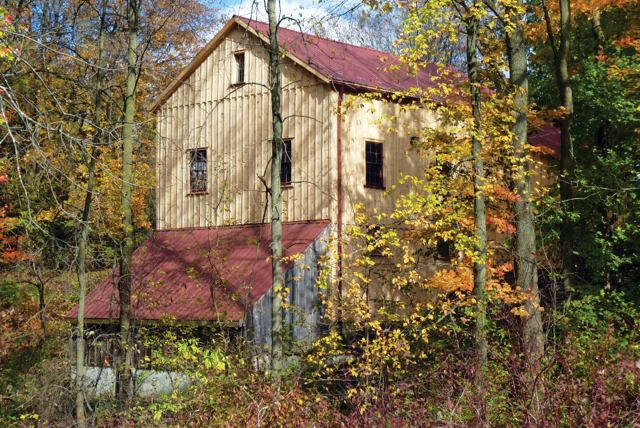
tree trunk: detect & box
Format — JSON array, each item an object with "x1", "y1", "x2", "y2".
[
  {"x1": 116, "y1": 0, "x2": 138, "y2": 404},
  {"x1": 543, "y1": 0, "x2": 575, "y2": 293},
  {"x1": 506, "y1": 5, "x2": 545, "y2": 420},
  {"x1": 591, "y1": 9, "x2": 605, "y2": 52},
  {"x1": 76, "y1": 3, "x2": 106, "y2": 426},
  {"x1": 466, "y1": 4, "x2": 488, "y2": 421},
  {"x1": 267, "y1": 0, "x2": 285, "y2": 372},
  {"x1": 557, "y1": 0, "x2": 575, "y2": 293}
]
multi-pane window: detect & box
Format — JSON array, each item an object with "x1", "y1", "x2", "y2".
[
  {"x1": 365, "y1": 141, "x2": 384, "y2": 188},
  {"x1": 234, "y1": 51, "x2": 245, "y2": 84},
  {"x1": 189, "y1": 149, "x2": 207, "y2": 194},
  {"x1": 280, "y1": 139, "x2": 292, "y2": 185}
]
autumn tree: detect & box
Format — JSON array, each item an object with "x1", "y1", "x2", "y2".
[
  {"x1": 114, "y1": 0, "x2": 139, "y2": 404},
  {"x1": 540, "y1": 0, "x2": 575, "y2": 292},
  {"x1": 75, "y1": 1, "x2": 108, "y2": 425},
  {"x1": 266, "y1": 0, "x2": 286, "y2": 372},
  {"x1": 305, "y1": 1, "x2": 540, "y2": 421},
  {"x1": 0, "y1": 0, "x2": 218, "y2": 413},
  {"x1": 483, "y1": 0, "x2": 546, "y2": 419}
]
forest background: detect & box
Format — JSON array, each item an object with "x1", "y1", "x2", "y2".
[{"x1": 0, "y1": 0, "x2": 639, "y2": 426}]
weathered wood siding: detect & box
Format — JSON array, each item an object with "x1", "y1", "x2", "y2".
[
  {"x1": 156, "y1": 25, "x2": 337, "y2": 229},
  {"x1": 247, "y1": 224, "x2": 329, "y2": 350}
]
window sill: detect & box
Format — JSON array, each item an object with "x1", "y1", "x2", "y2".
[
  {"x1": 230, "y1": 82, "x2": 246, "y2": 88},
  {"x1": 282, "y1": 184, "x2": 293, "y2": 190},
  {"x1": 364, "y1": 184, "x2": 386, "y2": 190},
  {"x1": 187, "y1": 192, "x2": 208, "y2": 197}
]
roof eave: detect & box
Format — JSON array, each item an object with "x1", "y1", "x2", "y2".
[
  {"x1": 234, "y1": 17, "x2": 332, "y2": 85},
  {"x1": 67, "y1": 317, "x2": 243, "y2": 327},
  {"x1": 150, "y1": 18, "x2": 237, "y2": 112}
]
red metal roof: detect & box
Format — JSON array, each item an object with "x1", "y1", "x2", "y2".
[
  {"x1": 68, "y1": 221, "x2": 330, "y2": 323},
  {"x1": 237, "y1": 16, "x2": 444, "y2": 93},
  {"x1": 529, "y1": 125, "x2": 561, "y2": 158},
  {"x1": 238, "y1": 17, "x2": 560, "y2": 157}
]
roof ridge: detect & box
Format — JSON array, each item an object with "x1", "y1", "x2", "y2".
[{"x1": 234, "y1": 15, "x2": 395, "y2": 58}]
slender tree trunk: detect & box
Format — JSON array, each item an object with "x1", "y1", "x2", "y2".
[
  {"x1": 116, "y1": 0, "x2": 138, "y2": 403},
  {"x1": 466, "y1": 5, "x2": 488, "y2": 421},
  {"x1": 591, "y1": 9, "x2": 605, "y2": 52},
  {"x1": 543, "y1": 0, "x2": 575, "y2": 292},
  {"x1": 76, "y1": 4, "x2": 106, "y2": 425},
  {"x1": 557, "y1": 0, "x2": 575, "y2": 293},
  {"x1": 267, "y1": 0, "x2": 285, "y2": 371},
  {"x1": 35, "y1": 269, "x2": 46, "y2": 339},
  {"x1": 591, "y1": 9, "x2": 612, "y2": 288},
  {"x1": 506, "y1": 6, "x2": 545, "y2": 420}
]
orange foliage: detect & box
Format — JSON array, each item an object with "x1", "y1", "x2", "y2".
[
  {"x1": 487, "y1": 215, "x2": 517, "y2": 235},
  {"x1": 429, "y1": 267, "x2": 474, "y2": 294}
]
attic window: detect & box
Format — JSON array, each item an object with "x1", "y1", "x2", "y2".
[
  {"x1": 365, "y1": 141, "x2": 384, "y2": 189},
  {"x1": 234, "y1": 51, "x2": 245, "y2": 84},
  {"x1": 188, "y1": 148, "x2": 207, "y2": 194},
  {"x1": 281, "y1": 139, "x2": 292, "y2": 186}
]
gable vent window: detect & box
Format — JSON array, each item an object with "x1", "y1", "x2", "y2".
[
  {"x1": 189, "y1": 148, "x2": 207, "y2": 194},
  {"x1": 234, "y1": 51, "x2": 245, "y2": 84},
  {"x1": 280, "y1": 139, "x2": 292, "y2": 186},
  {"x1": 365, "y1": 141, "x2": 384, "y2": 189}
]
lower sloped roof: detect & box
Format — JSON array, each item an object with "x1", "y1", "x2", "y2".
[{"x1": 68, "y1": 220, "x2": 330, "y2": 323}]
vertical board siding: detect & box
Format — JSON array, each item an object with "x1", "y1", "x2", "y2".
[
  {"x1": 248, "y1": 225, "x2": 329, "y2": 351},
  {"x1": 341, "y1": 98, "x2": 437, "y2": 226},
  {"x1": 156, "y1": 26, "x2": 334, "y2": 229}
]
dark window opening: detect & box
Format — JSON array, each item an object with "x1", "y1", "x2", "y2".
[
  {"x1": 436, "y1": 239, "x2": 453, "y2": 260},
  {"x1": 280, "y1": 139, "x2": 292, "y2": 185},
  {"x1": 410, "y1": 136, "x2": 420, "y2": 149},
  {"x1": 440, "y1": 162, "x2": 453, "y2": 178},
  {"x1": 365, "y1": 141, "x2": 384, "y2": 188},
  {"x1": 189, "y1": 148, "x2": 207, "y2": 194},
  {"x1": 234, "y1": 52, "x2": 245, "y2": 84}
]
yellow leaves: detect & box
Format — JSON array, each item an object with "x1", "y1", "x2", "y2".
[
  {"x1": 65, "y1": 139, "x2": 155, "y2": 239},
  {"x1": 529, "y1": 144, "x2": 557, "y2": 157},
  {"x1": 80, "y1": 123, "x2": 95, "y2": 137},
  {"x1": 35, "y1": 207, "x2": 59, "y2": 223},
  {"x1": 510, "y1": 305, "x2": 530, "y2": 317}
]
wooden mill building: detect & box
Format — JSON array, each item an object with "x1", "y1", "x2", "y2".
[{"x1": 72, "y1": 16, "x2": 558, "y2": 356}]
